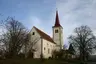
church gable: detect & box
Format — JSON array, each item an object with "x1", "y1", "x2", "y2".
[
  {"x1": 30, "y1": 26, "x2": 41, "y2": 40},
  {"x1": 32, "y1": 26, "x2": 56, "y2": 44}
]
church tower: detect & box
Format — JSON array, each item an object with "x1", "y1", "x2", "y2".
[{"x1": 52, "y1": 11, "x2": 63, "y2": 50}]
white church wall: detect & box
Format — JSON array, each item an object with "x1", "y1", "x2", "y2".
[
  {"x1": 53, "y1": 27, "x2": 63, "y2": 50},
  {"x1": 29, "y1": 27, "x2": 56, "y2": 58},
  {"x1": 53, "y1": 27, "x2": 60, "y2": 46},
  {"x1": 33, "y1": 39, "x2": 41, "y2": 58},
  {"x1": 42, "y1": 39, "x2": 56, "y2": 58},
  {"x1": 30, "y1": 27, "x2": 40, "y2": 40},
  {"x1": 30, "y1": 27, "x2": 41, "y2": 58},
  {"x1": 60, "y1": 28, "x2": 64, "y2": 49}
]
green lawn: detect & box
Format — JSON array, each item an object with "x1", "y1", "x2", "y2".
[
  {"x1": 0, "y1": 58, "x2": 91, "y2": 64},
  {"x1": 0, "y1": 58, "x2": 70, "y2": 64}
]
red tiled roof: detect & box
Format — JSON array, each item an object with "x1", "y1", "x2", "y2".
[
  {"x1": 34, "y1": 26, "x2": 56, "y2": 44},
  {"x1": 54, "y1": 11, "x2": 62, "y2": 27}
]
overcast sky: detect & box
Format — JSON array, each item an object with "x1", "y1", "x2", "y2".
[{"x1": 0, "y1": 0, "x2": 96, "y2": 47}]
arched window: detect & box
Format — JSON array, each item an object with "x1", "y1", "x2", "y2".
[
  {"x1": 44, "y1": 47, "x2": 46, "y2": 50},
  {"x1": 32, "y1": 32, "x2": 35, "y2": 35},
  {"x1": 55, "y1": 29, "x2": 58, "y2": 33},
  {"x1": 48, "y1": 48, "x2": 50, "y2": 54}
]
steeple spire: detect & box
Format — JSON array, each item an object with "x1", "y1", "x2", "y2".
[
  {"x1": 52, "y1": 10, "x2": 63, "y2": 50},
  {"x1": 54, "y1": 10, "x2": 61, "y2": 27}
]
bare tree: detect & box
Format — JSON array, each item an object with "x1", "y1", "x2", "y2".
[
  {"x1": 25, "y1": 34, "x2": 40, "y2": 58},
  {"x1": 68, "y1": 25, "x2": 96, "y2": 61},
  {"x1": 0, "y1": 17, "x2": 29, "y2": 58}
]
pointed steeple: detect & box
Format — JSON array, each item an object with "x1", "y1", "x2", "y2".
[
  {"x1": 52, "y1": 10, "x2": 63, "y2": 50},
  {"x1": 54, "y1": 10, "x2": 61, "y2": 27}
]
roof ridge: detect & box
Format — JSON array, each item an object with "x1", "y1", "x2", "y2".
[
  {"x1": 33, "y1": 26, "x2": 55, "y2": 44},
  {"x1": 34, "y1": 26, "x2": 51, "y2": 37}
]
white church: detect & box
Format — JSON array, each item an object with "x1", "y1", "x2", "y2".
[{"x1": 28, "y1": 11, "x2": 64, "y2": 58}]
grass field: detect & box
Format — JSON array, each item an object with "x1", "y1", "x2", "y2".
[
  {"x1": 0, "y1": 58, "x2": 96, "y2": 64},
  {"x1": 0, "y1": 58, "x2": 70, "y2": 64}
]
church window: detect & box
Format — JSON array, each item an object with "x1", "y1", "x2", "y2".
[
  {"x1": 55, "y1": 29, "x2": 58, "y2": 33},
  {"x1": 32, "y1": 32, "x2": 35, "y2": 35},
  {"x1": 44, "y1": 47, "x2": 46, "y2": 50},
  {"x1": 48, "y1": 48, "x2": 50, "y2": 54}
]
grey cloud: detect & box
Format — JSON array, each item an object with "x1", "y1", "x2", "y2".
[{"x1": 57, "y1": 0, "x2": 96, "y2": 47}]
